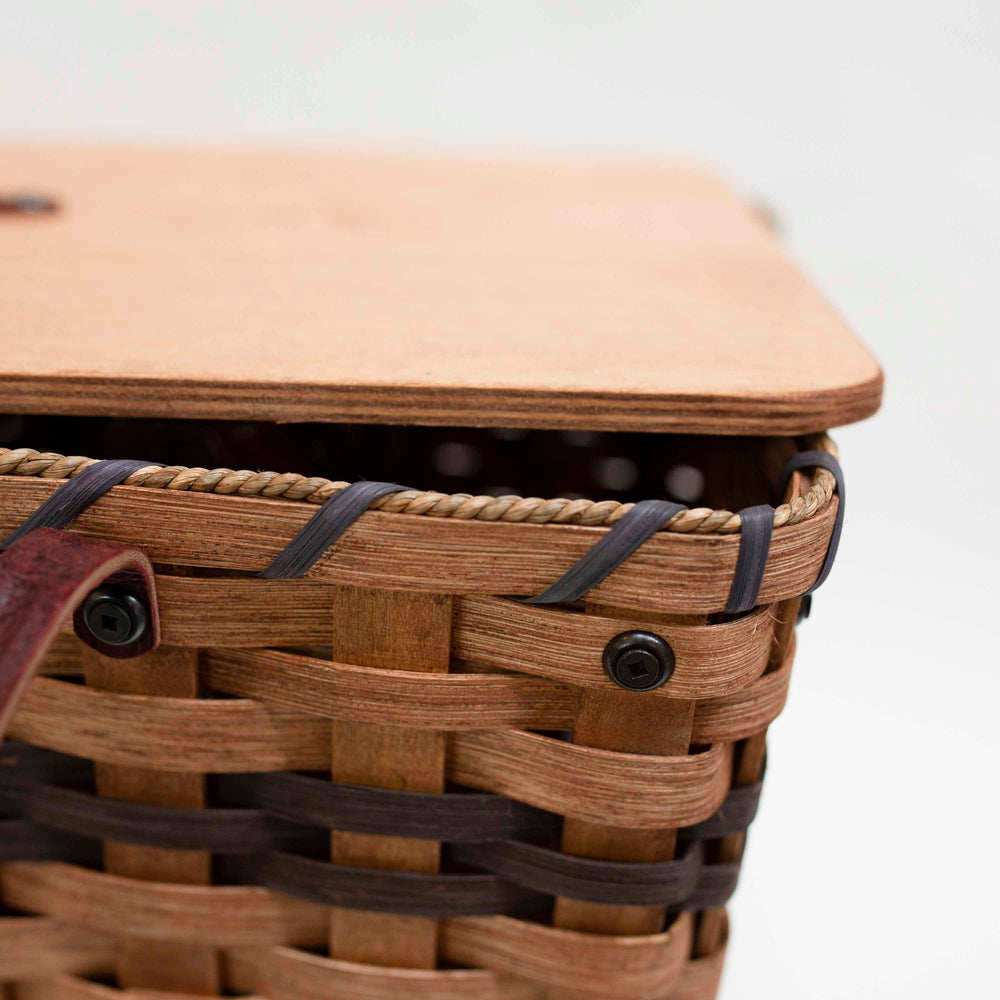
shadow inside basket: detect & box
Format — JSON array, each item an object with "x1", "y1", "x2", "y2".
[{"x1": 0, "y1": 413, "x2": 798, "y2": 510}]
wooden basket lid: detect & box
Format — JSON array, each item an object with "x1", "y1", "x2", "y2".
[{"x1": 0, "y1": 145, "x2": 881, "y2": 434}]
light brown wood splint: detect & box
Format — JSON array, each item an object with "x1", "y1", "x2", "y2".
[
  {"x1": 39, "y1": 585, "x2": 778, "y2": 701},
  {"x1": 224, "y1": 944, "x2": 539, "y2": 1000},
  {"x1": 8, "y1": 678, "x2": 733, "y2": 829},
  {"x1": 0, "y1": 868, "x2": 720, "y2": 1000},
  {"x1": 0, "y1": 918, "x2": 112, "y2": 982},
  {"x1": 0, "y1": 863, "x2": 329, "y2": 949},
  {"x1": 0, "y1": 478, "x2": 838, "y2": 616},
  {"x1": 28, "y1": 638, "x2": 793, "y2": 744},
  {"x1": 328, "y1": 588, "x2": 453, "y2": 969},
  {"x1": 553, "y1": 605, "x2": 703, "y2": 941},
  {"x1": 4, "y1": 948, "x2": 728, "y2": 1000},
  {"x1": 81, "y1": 645, "x2": 220, "y2": 993},
  {"x1": 0, "y1": 145, "x2": 881, "y2": 434},
  {"x1": 11, "y1": 975, "x2": 268, "y2": 1000}
]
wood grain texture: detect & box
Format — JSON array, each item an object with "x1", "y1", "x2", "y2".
[
  {"x1": 82, "y1": 645, "x2": 219, "y2": 993},
  {"x1": 672, "y1": 916, "x2": 727, "y2": 1000},
  {"x1": 453, "y1": 599, "x2": 773, "y2": 700},
  {"x1": 47, "y1": 583, "x2": 776, "y2": 702},
  {"x1": 0, "y1": 918, "x2": 112, "y2": 981},
  {"x1": 8, "y1": 679, "x2": 734, "y2": 827},
  {"x1": 0, "y1": 881, "x2": 713, "y2": 1000},
  {"x1": 328, "y1": 589, "x2": 453, "y2": 968},
  {"x1": 0, "y1": 478, "x2": 838, "y2": 616},
  {"x1": 439, "y1": 913, "x2": 693, "y2": 1000},
  {"x1": 36, "y1": 627, "x2": 794, "y2": 744},
  {"x1": 447, "y1": 730, "x2": 731, "y2": 829},
  {"x1": 688, "y1": 634, "x2": 793, "y2": 743},
  {"x1": 553, "y1": 605, "x2": 701, "y2": 939},
  {"x1": 29, "y1": 637, "x2": 794, "y2": 743},
  {"x1": 12, "y1": 976, "x2": 266, "y2": 1000},
  {"x1": 554, "y1": 693, "x2": 695, "y2": 936},
  {"x1": 224, "y1": 944, "x2": 537, "y2": 1000},
  {"x1": 8, "y1": 676, "x2": 332, "y2": 773},
  {"x1": 694, "y1": 732, "x2": 764, "y2": 961},
  {"x1": 200, "y1": 646, "x2": 577, "y2": 730},
  {"x1": 0, "y1": 863, "x2": 329, "y2": 948},
  {"x1": 696, "y1": 601, "x2": 799, "y2": 961},
  {"x1": 6, "y1": 953, "x2": 727, "y2": 1000},
  {"x1": 0, "y1": 145, "x2": 881, "y2": 434}
]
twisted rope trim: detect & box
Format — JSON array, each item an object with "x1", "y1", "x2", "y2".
[{"x1": 0, "y1": 436, "x2": 838, "y2": 535}]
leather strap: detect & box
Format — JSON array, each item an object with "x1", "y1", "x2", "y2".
[{"x1": 0, "y1": 528, "x2": 160, "y2": 740}]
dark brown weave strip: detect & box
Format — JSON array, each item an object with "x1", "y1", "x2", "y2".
[
  {"x1": 0, "y1": 818, "x2": 739, "y2": 913},
  {"x1": 0, "y1": 779, "x2": 320, "y2": 853},
  {"x1": 220, "y1": 845, "x2": 738, "y2": 915},
  {"x1": 0, "y1": 818, "x2": 100, "y2": 865},
  {"x1": 216, "y1": 770, "x2": 559, "y2": 843},
  {"x1": 0, "y1": 773, "x2": 758, "y2": 861},
  {"x1": 1, "y1": 742, "x2": 762, "y2": 843},
  {"x1": 219, "y1": 852, "x2": 542, "y2": 918},
  {"x1": 450, "y1": 839, "x2": 739, "y2": 909},
  {"x1": 0, "y1": 749, "x2": 752, "y2": 914},
  {"x1": 682, "y1": 780, "x2": 762, "y2": 840}
]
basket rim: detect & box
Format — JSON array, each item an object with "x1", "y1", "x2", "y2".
[{"x1": 0, "y1": 435, "x2": 837, "y2": 537}]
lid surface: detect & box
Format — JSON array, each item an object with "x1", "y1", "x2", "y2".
[{"x1": 0, "y1": 145, "x2": 881, "y2": 434}]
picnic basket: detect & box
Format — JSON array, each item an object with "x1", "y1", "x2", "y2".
[{"x1": 0, "y1": 146, "x2": 881, "y2": 1000}]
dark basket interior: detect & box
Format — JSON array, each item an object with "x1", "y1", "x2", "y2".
[{"x1": 0, "y1": 413, "x2": 797, "y2": 510}]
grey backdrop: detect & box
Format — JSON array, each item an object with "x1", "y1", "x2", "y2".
[{"x1": 2, "y1": 3, "x2": 997, "y2": 997}]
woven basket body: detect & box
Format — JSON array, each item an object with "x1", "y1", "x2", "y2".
[
  {"x1": 0, "y1": 424, "x2": 840, "y2": 1000},
  {"x1": 0, "y1": 146, "x2": 881, "y2": 1000}
]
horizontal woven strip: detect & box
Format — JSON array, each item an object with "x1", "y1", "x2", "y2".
[
  {"x1": 0, "y1": 824, "x2": 742, "y2": 914},
  {"x1": 0, "y1": 942, "x2": 728, "y2": 1000},
  {"x1": 0, "y1": 917, "x2": 114, "y2": 982},
  {"x1": 39, "y1": 590, "x2": 777, "y2": 701},
  {"x1": 9, "y1": 678, "x2": 735, "y2": 828},
  {"x1": 2, "y1": 742, "x2": 760, "y2": 843},
  {"x1": 0, "y1": 436, "x2": 838, "y2": 534},
  {"x1": 0, "y1": 866, "x2": 698, "y2": 999},
  {"x1": 0, "y1": 475, "x2": 835, "y2": 614},
  {"x1": 0, "y1": 744, "x2": 758, "y2": 913},
  {"x1": 25, "y1": 637, "x2": 791, "y2": 752},
  {"x1": 0, "y1": 920, "x2": 727, "y2": 1000},
  {"x1": 201, "y1": 647, "x2": 580, "y2": 731},
  {"x1": 218, "y1": 846, "x2": 737, "y2": 915},
  {"x1": 200, "y1": 600, "x2": 773, "y2": 703}
]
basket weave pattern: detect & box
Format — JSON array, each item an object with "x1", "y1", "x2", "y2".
[{"x1": 0, "y1": 442, "x2": 832, "y2": 1000}]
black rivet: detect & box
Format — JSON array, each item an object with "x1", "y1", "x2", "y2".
[
  {"x1": 81, "y1": 586, "x2": 149, "y2": 647},
  {"x1": 602, "y1": 631, "x2": 675, "y2": 692},
  {"x1": 796, "y1": 594, "x2": 812, "y2": 624},
  {"x1": 0, "y1": 192, "x2": 59, "y2": 215}
]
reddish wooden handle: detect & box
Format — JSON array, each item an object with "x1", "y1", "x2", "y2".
[{"x1": 0, "y1": 528, "x2": 159, "y2": 739}]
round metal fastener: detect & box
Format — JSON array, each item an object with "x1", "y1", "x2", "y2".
[
  {"x1": 602, "y1": 630, "x2": 675, "y2": 692},
  {"x1": 80, "y1": 586, "x2": 150, "y2": 647}
]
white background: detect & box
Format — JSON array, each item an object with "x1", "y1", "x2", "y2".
[{"x1": 2, "y1": 3, "x2": 997, "y2": 997}]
